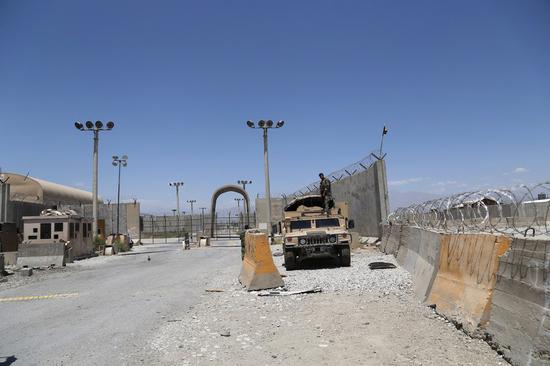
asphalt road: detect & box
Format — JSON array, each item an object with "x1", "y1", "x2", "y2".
[{"x1": 0, "y1": 240, "x2": 241, "y2": 366}]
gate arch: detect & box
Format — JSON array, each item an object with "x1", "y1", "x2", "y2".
[{"x1": 210, "y1": 185, "x2": 250, "y2": 238}]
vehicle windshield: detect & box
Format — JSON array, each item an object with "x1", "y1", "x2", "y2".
[
  {"x1": 290, "y1": 220, "x2": 312, "y2": 230},
  {"x1": 315, "y1": 218, "x2": 340, "y2": 228}
]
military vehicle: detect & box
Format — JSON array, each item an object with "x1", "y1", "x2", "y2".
[{"x1": 282, "y1": 195, "x2": 354, "y2": 270}]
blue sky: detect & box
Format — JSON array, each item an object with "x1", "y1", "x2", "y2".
[{"x1": 1, "y1": 0, "x2": 549, "y2": 213}]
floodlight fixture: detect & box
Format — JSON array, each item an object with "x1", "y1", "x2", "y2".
[
  {"x1": 246, "y1": 121, "x2": 255, "y2": 128},
  {"x1": 276, "y1": 121, "x2": 285, "y2": 128},
  {"x1": 266, "y1": 120, "x2": 273, "y2": 127},
  {"x1": 85, "y1": 121, "x2": 94, "y2": 129},
  {"x1": 106, "y1": 121, "x2": 115, "y2": 129},
  {"x1": 75, "y1": 122, "x2": 83, "y2": 130},
  {"x1": 95, "y1": 121, "x2": 103, "y2": 129},
  {"x1": 258, "y1": 120, "x2": 266, "y2": 128}
]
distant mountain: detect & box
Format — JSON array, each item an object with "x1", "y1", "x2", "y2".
[{"x1": 388, "y1": 190, "x2": 443, "y2": 212}]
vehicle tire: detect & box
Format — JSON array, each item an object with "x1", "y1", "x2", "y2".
[
  {"x1": 284, "y1": 251, "x2": 297, "y2": 271},
  {"x1": 340, "y1": 247, "x2": 351, "y2": 267}
]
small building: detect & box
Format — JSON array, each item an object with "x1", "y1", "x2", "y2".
[{"x1": 22, "y1": 212, "x2": 93, "y2": 260}]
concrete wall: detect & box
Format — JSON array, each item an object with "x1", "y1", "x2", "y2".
[
  {"x1": 331, "y1": 159, "x2": 389, "y2": 238},
  {"x1": 383, "y1": 224, "x2": 550, "y2": 366},
  {"x1": 487, "y1": 237, "x2": 550, "y2": 366},
  {"x1": 61, "y1": 201, "x2": 141, "y2": 238},
  {"x1": 255, "y1": 198, "x2": 284, "y2": 231},
  {"x1": 17, "y1": 242, "x2": 65, "y2": 267}
]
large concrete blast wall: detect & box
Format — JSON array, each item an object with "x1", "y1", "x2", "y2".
[
  {"x1": 487, "y1": 237, "x2": 550, "y2": 366},
  {"x1": 331, "y1": 159, "x2": 389, "y2": 238},
  {"x1": 381, "y1": 224, "x2": 550, "y2": 366}
]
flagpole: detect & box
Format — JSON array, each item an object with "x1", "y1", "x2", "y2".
[{"x1": 379, "y1": 126, "x2": 388, "y2": 157}]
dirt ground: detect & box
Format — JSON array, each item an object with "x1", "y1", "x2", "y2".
[{"x1": 142, "y1": 246, "x2": 507, "y2": 366}]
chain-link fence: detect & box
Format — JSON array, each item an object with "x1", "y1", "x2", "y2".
[
  {"x1": 141, "y1": 213, "x2": 256, "y2": 241},
  {"x1": 388, "y1": 181, "x2": 550, "y2": 237},
  {"x1": 283, "y1": 152, "x2": 378, "y2": 199}
]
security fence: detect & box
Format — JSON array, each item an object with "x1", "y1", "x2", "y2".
[
  {"x1": 284, "y1": 152, "x2": 378, "y2": 199},
  {"x1": 388, "y1": 181, "x2": 550, "y2": 237},
  {"x1": 141, "y1": 213, "x2": 256, "y2": 241}
]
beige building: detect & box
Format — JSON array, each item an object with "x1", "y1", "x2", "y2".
[{"x1": 23, "y1": 214, "x2": 93, "y2": 259}]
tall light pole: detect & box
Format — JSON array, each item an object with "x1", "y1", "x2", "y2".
[
  {"x1": 112, "y1": 155, "x2": 128, "y2": 236},
  {"x1": 187, "y1": 200, "x2": 196, "y2": 240},
  {"x1": 234, "y1": 198, "x2": 243, "y2": 209},
  {"x1": 237, "y1": 180, "x2": 252, "y2": 191},
  {"x1": 237, "y1": 180, "x2": 252, "y2": 228},
  {"x1": 246, "y1": 120, "x2": 284, "y2": 240},
  {"x1": 200, "y1": 207, "x2": 207, "y2": 234},
  {"x1": 75, "y1": 120, "x2": 114, "y2": 239},
  {"x1": 169, "y1": 182, "x2": 184, "y2": 240}
]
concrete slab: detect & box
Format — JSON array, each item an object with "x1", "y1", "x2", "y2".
[{"x1": 17, "y1": 242, "x2": 65, "y2": 267}]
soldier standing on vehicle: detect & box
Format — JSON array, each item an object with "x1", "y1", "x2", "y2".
[{"x1": 319, "y1": 173, "x2": 332, "y2": 212}]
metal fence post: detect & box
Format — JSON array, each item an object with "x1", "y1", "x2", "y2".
[
  {"x1": 151, "y1": 215, "x2": 155, "y2": 244},
  {"x1": 164, "y1": 215, "x2": 167, "y2": 243}
]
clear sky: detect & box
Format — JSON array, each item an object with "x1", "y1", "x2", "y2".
[{"x1": 1, "y1": 0, "x2": 549, "y2": 213}]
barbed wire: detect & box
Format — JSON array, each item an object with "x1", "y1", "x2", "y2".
[
  {"x1": 388, "y1": 181, "x2": 550, "y2": 237},
  {"x1": 283, "y1": 152, "x2": 379, "y2": 199}
]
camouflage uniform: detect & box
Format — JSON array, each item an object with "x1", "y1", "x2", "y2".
[{"x1": 320, "y1": 177, "x2": 332, "y2": 211}]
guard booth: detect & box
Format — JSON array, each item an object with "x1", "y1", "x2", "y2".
[{"x1": 22, "y1": 212, "x2": 94, "y2": 262}]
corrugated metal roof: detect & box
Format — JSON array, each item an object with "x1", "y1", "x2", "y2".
[{"x1": 0, "y1": 172, "x2": 94, "y2": 205}]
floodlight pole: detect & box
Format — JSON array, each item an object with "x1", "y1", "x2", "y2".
[
  {"x1": 246, "y1": 120, "x2": 284, "y2": 242},
  {"x1": 113, "y1": 155, "x2": 128, "y2": 236},
  {"x1": 92, "y1": 130, "x2": 99, "y2": 238},
  {"x1": 187, "y1": 200, "x2": 196, "y2": 240},
  {"x1": 237, "y1": 180, "x2": 252, "y2": 191},
  {"x1": 169, "y1": 182, "x2": 184, "y2": 240},
  {"x1": 75, "y1": 120, "x2": 114, "y2": 240},
  {"x1": 263, "y1": 128, "x2": 272, "y2": 239}
]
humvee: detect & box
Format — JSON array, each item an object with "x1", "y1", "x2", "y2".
[{"x1": 282, "y1": 195, "x2": 354, "y2": 270}]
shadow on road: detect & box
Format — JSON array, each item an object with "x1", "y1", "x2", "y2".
[
  {"x1": 293, "y1": 257, "x2": 340, "y2": 270},
  {"x1": 119, "y1": 249, "x2": 179, "y2": 256},
  {"x1": 0, "y1": 356, "x2": 17, "y2": 366}
]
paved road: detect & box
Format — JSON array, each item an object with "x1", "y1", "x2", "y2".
[{"x1": 0, "y1": 240, "x2": 241, "y2": 365}]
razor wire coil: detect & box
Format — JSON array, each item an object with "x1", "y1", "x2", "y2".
[{"x1": 388, "y1": 181, "x2": 550, "y2": 237}]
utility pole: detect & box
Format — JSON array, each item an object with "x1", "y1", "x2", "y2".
[
  {"x1": 74, "y1": 121, "x2": 114, "y2": 239},
  {"x1": 246, "y1": 120, "x2": 284, "y2": 241}
]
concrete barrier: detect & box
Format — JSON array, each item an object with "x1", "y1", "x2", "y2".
[
  {"x1": 396, "y1": 226, "x2": 442, "y2": 302},
  {"x1": 487, "y1": 237, "x2": 550, "y2": 366},
  {"x1": 16, "y1": 242, "x2": 65, "y2": 267},
  {"x1": 380, "y1": 224, "x2": 392, "y2": 252},
  {"x1": 1, "y1": 252, "x2": 17, "y2": 265},
  {"x1": 380, "y1": 224, "x2": 402, "y2": 255},
  {"x1": 391, "y1": 225, "x2": 549, "y2": 365},
  {"x1": 426, "y1": 233, "x2": 511, "y2": 333},
  {"x1": 239, "y1": 231, "x2": 284, "y2": 291}
]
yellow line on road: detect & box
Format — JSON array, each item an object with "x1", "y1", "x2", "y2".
[{"x1": 0, "y1": 292, "x2": 79, "y2": 303}]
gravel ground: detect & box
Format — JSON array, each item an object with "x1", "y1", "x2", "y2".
[
  {"x1": 140, "y1": 245, "x2": 506, "y2": 366},
  {"x1": 0, "y1": 265, "x2": 73, "y2": 291}
]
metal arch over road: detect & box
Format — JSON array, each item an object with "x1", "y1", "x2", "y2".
[{"x1": 210, "y1": 184, "x2": 250, "y2": 237}]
